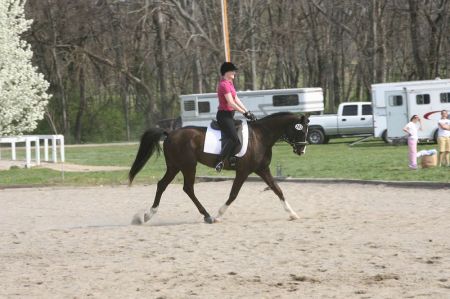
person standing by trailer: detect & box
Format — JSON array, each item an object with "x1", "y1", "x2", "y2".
[
  {"x1": 215, "y1": 62, "x2": 256, "y2": 172},
  {"x1": 403, "y1": 115, "x2": 422, "y2": 170},
  {"x1": 437, "y1": 110, "x2": 450, "y2": 167}
]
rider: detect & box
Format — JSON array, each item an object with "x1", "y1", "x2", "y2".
[{"x1": 215, "y1": 62, "x2": 257, "y2": 172}]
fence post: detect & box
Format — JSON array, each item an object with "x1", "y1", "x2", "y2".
[
  {"x1": 35, "y1": 137, "x2": 40, "y2": 166},
  {"x1": 59, "y1": 135, "x2": 65, "y2": 162},
  {"x1": 25, "y1": 138, "x2": 31, "y2": 168},
  {"x1": 44, "y1": 138, "x2": 49, "y2": 161},
  {"x1": 11, "y1": 141, "x2": 16, "y2": 160},
  {"x1": 51, "y1": 136, "x2": 57, "y2": 163}
]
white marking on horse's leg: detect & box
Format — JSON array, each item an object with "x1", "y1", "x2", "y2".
[
  {"x1": 281, "y1": 200, "x2": 299, "y2": 220},
  {"x1": 144, "y1": 207, "x2": 158, "y2": 223},
  {"x1": 215, "y1": 204, "x2": 229, "y2": 221}
]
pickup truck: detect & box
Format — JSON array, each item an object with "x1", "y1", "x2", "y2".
[{"x1": 307, "y1": 102, "x2": 373, "y2": 144}]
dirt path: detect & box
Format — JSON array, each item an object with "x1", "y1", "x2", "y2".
[{"x1": 0, "y1": 160, "x2": 128, "y2": 172}]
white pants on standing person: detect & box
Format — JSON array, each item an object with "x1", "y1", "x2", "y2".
[
  {"x1": 403, "y1": 118, "x2": 421, "y2": 170},
  {"x1": 407, "y1": 137, "x2": 418, "y2": 169}
]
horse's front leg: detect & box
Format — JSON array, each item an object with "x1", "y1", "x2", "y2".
[
  {"x1": 180, "y1": 166, "x2": 217, "y2": 224},
  {"x1": 215, "y1": 171, "x2": 249, "y2": 221},
  {"x1": 255, "y1": 167, "x2": 299, "y2": 221}
]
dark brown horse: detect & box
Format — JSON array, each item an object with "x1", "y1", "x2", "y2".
[{"x1": 129, "y1": 112, "x2": 309, "y2": 224}]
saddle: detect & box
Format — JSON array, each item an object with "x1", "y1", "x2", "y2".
[
  {"x1": 203, "y1": 120, "x2": 249, "y2": 157},
  {"x1": 209, "y1": 119, "x2": 243, "y2": 130},
  {"x1": 206, "y1": 119, "x2": 246, "y2": 156}
]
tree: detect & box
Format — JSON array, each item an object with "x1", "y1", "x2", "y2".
[
  {"x1": 21, "y1": 0, "x2": 450, "y2": 142},
  {"x1": 0, "y1": 0, "x2": 50, "y2": 135}
]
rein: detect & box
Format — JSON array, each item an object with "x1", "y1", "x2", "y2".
[{"x1": 281, "y1": 135, "x2": 308, "y2": 147}]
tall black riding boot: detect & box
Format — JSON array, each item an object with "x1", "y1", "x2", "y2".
[{"x1": 215, "y1": 138, "x2": 234, "y2": 172}]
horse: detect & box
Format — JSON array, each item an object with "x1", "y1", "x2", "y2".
[{"x1": 129, "y1": 112, "x2": 309, "y2": 224}]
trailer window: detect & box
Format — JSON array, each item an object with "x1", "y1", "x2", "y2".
[
  {"x1": 440, "y1": 92, "x2": 450, "y2": 103},
  {"x1": 273, "y1": 94, "x2": 299, "y2": 106},
  {"x1": 183, "y1": 100, "x2": 196, "y2": 111},
  {"x1": 198, "y1": 101, "x2": 210, "y2": 113},
  {"x1": 389, "y1": 95, "x2": 403, "y2": 106},
  {"x1": 416, "y1": 94, "x2": 430, "y2": 105},
  {"x1": 362, "y1": 105, "x2": 372, "y2": 115},
  {"x1": 342, "y1": 105, "x2": 358, "y2": 116}
]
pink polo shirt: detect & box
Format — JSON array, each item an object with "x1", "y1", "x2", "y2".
[{"x1": 217, "y1": 79, "x2": 236, "y2": 111}]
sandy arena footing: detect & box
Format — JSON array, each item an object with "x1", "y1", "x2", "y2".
[{"x1": 1, "y1": 181, "x2": 449, "y2": 298}]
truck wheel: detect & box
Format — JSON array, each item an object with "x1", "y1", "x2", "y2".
[{"x1": 308, "y1": 129, "x2": 325, "y2": 144}]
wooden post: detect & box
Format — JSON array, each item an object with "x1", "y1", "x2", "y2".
[{"x1": 221, "y1": 0, "x2": 231, "y2": 62}]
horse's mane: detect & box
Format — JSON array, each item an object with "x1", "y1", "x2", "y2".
[{"x1": 256, "y1": 112, "x2": 296, "y2": 122}]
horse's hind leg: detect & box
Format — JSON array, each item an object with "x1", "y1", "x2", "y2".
[
  {"x1": 181, "y1": 167, "x2": 215, "y2": 224},
  {"x1": 143, "y1": 167, "x2": 179, "y2": 223},
  {"x1": 256, "y1": 167, "x2": 299, "y2": 220}
]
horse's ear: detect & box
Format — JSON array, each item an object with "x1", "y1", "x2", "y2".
[{"x1": 303, "y1": 113, "x2": 310, "y2": 124}]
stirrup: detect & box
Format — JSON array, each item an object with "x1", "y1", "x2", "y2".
[
  {"x1": 229, "y1": 156, "x2": 237, "y2": 168},
  {"x1": 215, "y1": 161, "x2": 224, "y2": 172}
]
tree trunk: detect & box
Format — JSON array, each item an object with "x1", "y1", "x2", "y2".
[
  {"x1": 47, "y1": 0, "x2": 69, "y2": 139},
  {"x1": 51, "y1": 47, "x2": 69, "y2": 137},
  {"x1": 373, "y1": 0, "x2": 386, "y2": 83},
  {"x1": 424, "y1": 0, "x2": 448, "y2": 77},
  {"x1": 45, "y1": 110, "x2": 58, "y2": 135},
  {"x1": 408, "y1": 0, "x2": 427, "y2": 79},
  {"x1": 107, "y1": 1, "x2": 130, "y2": 141},
  {"x1": 331, "y1": 43, "x2": 340, "y2": 108},
  {"x1": 268, "y1": 4, "x2": 284, "y2": 89},
  {"x1": 193, "y1": 49, "x2": 203, "y2": 93},
  {"x1": 153, "y1": 3, "x2": 169, "y2": 118},
  {"x1": 249, "y1": 3, "x2": 258, "y2": 90},
  {"x1": 74, "y1": 66, "x2": 86, "y2": 143}
]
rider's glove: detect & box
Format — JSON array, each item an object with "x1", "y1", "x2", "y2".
[{"x1": 244, "y1": 111, "x2": 257, "y2": 121}]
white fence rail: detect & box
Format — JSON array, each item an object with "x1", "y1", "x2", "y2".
[{"x1": 0, "y1": 135, "x2": 65, "y2": 168}]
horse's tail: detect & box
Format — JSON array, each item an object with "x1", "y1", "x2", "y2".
[{"x1": 129, "y1": 128, "x2": 167, "y2": 185}]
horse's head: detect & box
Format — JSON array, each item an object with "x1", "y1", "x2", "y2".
[{"x1": 282, "y1": 114, "x2": 310, "y2": 155}]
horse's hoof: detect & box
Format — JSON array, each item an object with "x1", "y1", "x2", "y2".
[
  {"x1": 204, "y1": 216, "x2": 215, "y2": 224},
  {"x1": 288, "y1": 214, "x2": 300, "y2": 221},
  {"x1": 143, "y1": 213, "x2": 151, "y2": 223},
  {"x1": 131, "y1": 213, "x2": 143, "y2": 225}
]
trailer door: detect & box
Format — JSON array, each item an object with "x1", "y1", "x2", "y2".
[{"x1": 386, "y1": 91, "x2": 408, "y2": 139}]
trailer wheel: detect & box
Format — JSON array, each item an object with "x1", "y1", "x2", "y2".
[
  {"x1": 434, "y1": 129, "x2": 439, "y2": 143},
  {"x1": 381, "y1": 129, "x2": 390, "y2": 143},
  {"x1": 308, "y1": 129, "x2": 325, "y2": 144}
]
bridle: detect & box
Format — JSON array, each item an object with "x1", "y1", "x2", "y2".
[
  {"x1": 281, "y1": 124, "x2": 309, "y2": 154},
  {"x1": 281, "y1": 135, "x2": 308, "y2": 147}
]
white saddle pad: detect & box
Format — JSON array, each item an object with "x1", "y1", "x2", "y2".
[{"x1": 203, "y1": 120, "x2": 249, "y2": 157}]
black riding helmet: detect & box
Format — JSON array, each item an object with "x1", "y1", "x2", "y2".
[{"x1": 220, "y1": 62, "x2": 238, "y2": 76}]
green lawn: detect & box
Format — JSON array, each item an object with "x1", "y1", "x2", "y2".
[{"x1": 0, "y1": 138, "x2": 448, "y2": 187}]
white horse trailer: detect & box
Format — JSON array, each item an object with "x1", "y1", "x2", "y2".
[
  {"x1": 371, "y1": 79, "x2": 450, "y2": 141},
  {"x1": 180, "y1": 88, "x2": 324, "y2": 127}
]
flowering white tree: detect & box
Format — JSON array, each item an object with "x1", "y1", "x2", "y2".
[{"x1": 0, "y1": 0, "x2": 50, "y2": 135}]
